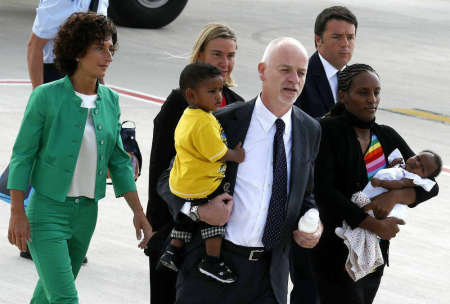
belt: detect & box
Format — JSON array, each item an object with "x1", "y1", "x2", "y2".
[{"x1": 223, "y1": 240, "x2": 268, "y2": 262}]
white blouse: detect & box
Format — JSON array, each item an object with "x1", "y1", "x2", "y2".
[{"x1": 67, "y1": 92, "x2": 98, "y2": 198}]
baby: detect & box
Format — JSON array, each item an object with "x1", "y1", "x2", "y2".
[
  {"x1": 336, "y1": 149, "x2": 442, "y2": 281},
  {"x1": 361, "y1": 149, "x2": 441, "y2": 220},
  {"x1": 157, "y1": 63, "x2": 244, "y2": 284}
]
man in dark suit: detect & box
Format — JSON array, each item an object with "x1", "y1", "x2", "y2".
[
  {"x1": 291, "y1": 6, "x2": 358, "y2": 304},
  {"x1": 157, "y1": 37, "x2": 322, "y2": 304},
  {"x1": 294, "y1": 6, "x2": 357, "y2": 118}
]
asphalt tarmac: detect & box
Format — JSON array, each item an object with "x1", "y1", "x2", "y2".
[{"x1": 0, "y1": 0, "x2": 449, "y2": 303}]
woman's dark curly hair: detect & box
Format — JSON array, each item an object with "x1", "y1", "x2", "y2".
[{"x1": 54, "y1": 12, "x2": 118, "y2": 76}]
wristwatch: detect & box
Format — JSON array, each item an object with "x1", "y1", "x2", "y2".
[{"x1": 189, "y1": 205, "x2": 200, "y2": 222}]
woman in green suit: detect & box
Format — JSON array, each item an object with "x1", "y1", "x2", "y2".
[{"x1": 7, "y1": 12, "x2": 153, "y2": 303}]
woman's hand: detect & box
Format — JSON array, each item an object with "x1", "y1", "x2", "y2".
[
  {"x1": 123, "y1": 190, "x2": 154, "y2": 249},
  {"x1": 360, "y1": 215, "x2": 405, "y2": 240},
  {"x1": 133, "y1": 211, "x2": 154, "y2": 249},
  {"x1": 8, "y1": 210, "x2": 31, "y2": 252},
  {"x1": 375, "y1": 217, "x2": 405, "y2": 240}
]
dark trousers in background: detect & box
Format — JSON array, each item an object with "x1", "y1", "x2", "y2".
[
  {"x1": 314, "y1": 264, "x2": 384, "y2": 304},
  {"x1": 289, "y1": 242, "x2": 320, "y2": 304},
  {"x1": 43, "y1": 63, "x2": 64, "y2": 83},
  {"x1": 147, "y1": 225, "x2": 177, "y2": 304}
]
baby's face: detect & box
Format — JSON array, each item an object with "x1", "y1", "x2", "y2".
[{"x1": 405, "y1": 152, "x2": 437, "y2": 178}]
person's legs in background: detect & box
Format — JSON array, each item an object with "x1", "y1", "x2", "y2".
[
  {"x1": 290, "y1": 241, "x2": 320, "y2": 304},
  {"x1": 148, "y1": 226, "x2": 177, "y2": 304}
]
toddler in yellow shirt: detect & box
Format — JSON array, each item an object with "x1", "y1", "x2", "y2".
[{"x1": 158, "y1": 63, "x2": 245, "y2": 284}]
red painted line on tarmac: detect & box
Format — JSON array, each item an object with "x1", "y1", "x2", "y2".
[
  {"x1": 0, "y1": 80, "x2": 31, "y2": 84},
  {"x1": 0, "y1": 79, "x2": 165, "y2": 104},
  {"x1": 1, "y1": 79, "x2": 450, "y2": 176},
  {"x1": 108, "y1": 85, "x2": 164, "y2": 104}
]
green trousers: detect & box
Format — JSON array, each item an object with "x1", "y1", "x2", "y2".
[{"x1": 26, "y1": 192, "x2": 98, "y2": 304}]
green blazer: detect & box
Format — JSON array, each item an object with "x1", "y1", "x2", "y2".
[{"x1": 8, "y1": 76, "x2": 136, "y2": 202}]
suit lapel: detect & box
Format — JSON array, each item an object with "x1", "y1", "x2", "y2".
[
  {"x1": 225, "y1": 99, "x2": 255, "y2": 148},
  {"x1": 311, "y1": 52, "x2": 335, "y2": 110},
  {"x1": 285, "y1": 108, "x2": 306, "y2": 224},
  {"x1": 219, "y1": 99, "x2": 256, "y2": 194}
]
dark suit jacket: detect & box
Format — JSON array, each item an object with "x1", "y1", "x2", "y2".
[
  {"x1": 145, "y1": 87, "x2": 243, "y2": 252},
  {"x1": 312, "y1": 114, "x2": 439, "y2": 274},
  {"x1": 157, "y1": 98, "x2": 321, "y2": 304},
  {"x1": 294, "y1": 51, "x2": 335, "y2": 118}
]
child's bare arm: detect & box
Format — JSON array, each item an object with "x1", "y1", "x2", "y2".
[
  {"x1": 371, "y1": 178, "x2": 415, "y2": 190},
  {"x1": 220, "y1": 142, "x2": 245, "y2": 163}
]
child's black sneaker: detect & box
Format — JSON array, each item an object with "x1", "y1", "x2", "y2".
[
  {"x1": 157, "y1": 244, "x2": 181, "y2": 272},
  {"x1": 198, "y1": 256, "x2": 237, "y2": 284}
]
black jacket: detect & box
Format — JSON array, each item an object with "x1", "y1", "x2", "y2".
[
  {"x1": 145, "y1": 87, "x2": 244, "y2": 251},
  {"x1": 312, "y1": 114, "x2": 439, "y2": 273},
  {"x1": 294, "y1": 51, "x2": 335, "y2": 118}
]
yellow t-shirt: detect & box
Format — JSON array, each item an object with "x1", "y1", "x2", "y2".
[{"x1": 169, "y1": 108, "x2": 228, "y2": 199}]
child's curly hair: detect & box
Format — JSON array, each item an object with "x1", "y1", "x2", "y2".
[{"x1": 54, "y1": 12, "x2": 118, "y2": 76}]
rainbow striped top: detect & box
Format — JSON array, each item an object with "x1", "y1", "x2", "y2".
[{"x1": 364, "y1": 133, "x2": 386, "y2": 180}]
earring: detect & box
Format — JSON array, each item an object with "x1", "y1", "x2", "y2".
[{"x1": 76, "y1": 58, "x2": 79, "y2": 62}]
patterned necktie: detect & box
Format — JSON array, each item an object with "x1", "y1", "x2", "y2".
[{"x1": 262, "y1": 118, "x2": 288, "y2": 250}]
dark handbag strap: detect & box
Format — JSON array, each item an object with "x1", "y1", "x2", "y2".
[{"x1": 89, "y1": 0, "x2": 99, "y2": 12}]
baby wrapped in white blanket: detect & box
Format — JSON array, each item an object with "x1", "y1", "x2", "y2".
[{"x1": 336, "y1": 149, "x2": 437, "y2": 281}]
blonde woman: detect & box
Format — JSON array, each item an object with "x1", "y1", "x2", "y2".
[{"x1": 146, "y1": 23, "x2": 244, "y2": 304}]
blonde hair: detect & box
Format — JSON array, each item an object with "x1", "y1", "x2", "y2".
[{"x1": 190, "y1": 23, "x2": 237, "y2": 86}]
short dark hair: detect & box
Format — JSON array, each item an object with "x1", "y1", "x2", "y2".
[
  {"x1": 54, "y1": 12, "x2": 118, "y2": 76},
  {"x1": 422, "y1": 150, "x2": 443, "y2": 178},
  {"x1": 179, "y1": 62, "x2": 222, "y2": 97},
  {"x1": 314, "y1": 6, "x2": 358, "y2": 47}
]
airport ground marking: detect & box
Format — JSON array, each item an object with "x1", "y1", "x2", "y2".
[
  {"x1": 1, "y1": 79, "x2": 449, "y2": 176},
  {"x1": 383, "y1": 108, "x2": 450, "y2": 124}
]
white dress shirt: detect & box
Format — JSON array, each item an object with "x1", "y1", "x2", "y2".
[
  {"x1": 318, "y1": 52, "x2": 343, "y2": 103},
  {"x1": 32, "y1": 0, "x2": 109, "y2": 63},
  {"x1": 225, "y1": 96, "x2": 292, "y2": 247},
  {"x1": 67, "y1": 92, "x2": 98, "y2": 198}
]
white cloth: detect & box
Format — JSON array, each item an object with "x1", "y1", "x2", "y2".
[
  {"x1": 32, "y1": 0, "x2": 109, "y2": 63},
  {"x1": 336, "y1": 192, "x2": 384, "y2": 281},
  {"x1": 181, "y1": 95, "x2": 293, "y2": 247},
  {"x1": 67, "y1": 92, "x2": 98, "y2": 198},
  {"x1": 318, "y1": 52, "x2": 342, "y2": 103},
  {"x1": 336, "y1": 148, "x2": 436, "y2": 281}
]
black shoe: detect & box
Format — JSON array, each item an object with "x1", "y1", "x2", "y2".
[
  {"x1": 82, "y1": 257, "x2": 88, "y2": 265},
  {"x1": 157, "y1": 245, "x2": 181, "y2": 272},
  {"x1": 198, "y1": 257, "x2": 237, "y2": 284},
  {"x1": 20, "y1": 250, "x2": 33, "y2": 260}
]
